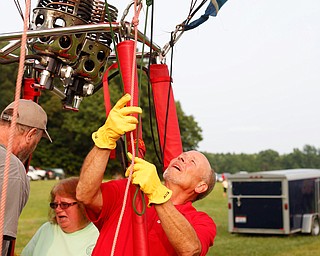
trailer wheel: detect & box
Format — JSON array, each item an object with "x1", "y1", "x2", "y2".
[{"x1": 311, "y1": 217, "x2": 320, "y2": 236}]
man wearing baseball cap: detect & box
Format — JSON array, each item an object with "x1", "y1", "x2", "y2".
[{"x1": 0, "y1": 99, "x2": 51, "y2": 256}]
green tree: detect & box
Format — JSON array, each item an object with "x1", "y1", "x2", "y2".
[
  {"x1": 0, "y1": 63, "x2": 18, "y2": 109},
  {"x1": 281, "y1": 145, "x2": 320, "y2": 169},
  {"x1": 177, "y1": 101, "x2": 203, "y2": 151},
  {"x1": 257, "y1": 149, "x2": 281, "y2": 171}
]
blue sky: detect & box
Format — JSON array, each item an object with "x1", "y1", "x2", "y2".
[{"x1": 1, "y1": 0, "x2": 320, "y2": 154}]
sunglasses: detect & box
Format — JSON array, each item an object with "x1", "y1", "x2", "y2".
[{"x1": 49, "y1": 202, "x2": 77, "y2": 210}]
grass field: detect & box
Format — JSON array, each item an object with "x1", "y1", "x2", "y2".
[{"x1": 15, "y1": 180, "x2": 320, "y2": 255}]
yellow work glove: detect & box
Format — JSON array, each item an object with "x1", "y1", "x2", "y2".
[
  {"x1": 92, "y1": 94, "x2": 142, "y2": 149},
  {"x1": 125, "y1": 152, "x2": 172, "y2": 207}
]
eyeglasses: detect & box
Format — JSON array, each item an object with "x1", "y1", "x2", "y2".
[{"x1": 49, "y1": 202, "x2": 77, "y2": 210}]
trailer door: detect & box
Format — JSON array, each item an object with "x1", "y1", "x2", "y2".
[{"x1": 232, "y1": 181, "x2": 283, "y2": 230}]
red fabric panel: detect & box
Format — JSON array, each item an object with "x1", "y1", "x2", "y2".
[
  {"x1": 150, "y1": 64, "x2": 183, "y2": 171},
  {"x1": 116, "y1": 40, "x2": 148, "y2": 256},
  {"x1": 102, "y1": 62, "x2": 118, "y2": 116},
  {"x1": 117, "y1": 40, "x2": 146, "y2": 158}
]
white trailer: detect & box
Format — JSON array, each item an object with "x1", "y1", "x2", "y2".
[{"x1": 228, "y1": 169, "x2": 320, "y2": 235}]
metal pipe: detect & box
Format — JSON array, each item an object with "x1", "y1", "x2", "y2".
[
  {"x1": 51, "y1": 87, "x2": 66, "y2": 99},
  {"x1": 0, "y1": 40, "x2": 20, "y2": 59},
  {"x1": 136, "y1": 29, "x2": 161, "y2": 54},
  {"x1": 0, "y1": 22, "x2": 162, "y2": 54},
  {"x1": 0, "y1": 23, "x2": 121, "y2": 40}
]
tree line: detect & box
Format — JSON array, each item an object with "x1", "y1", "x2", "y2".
[
  {"x1": 1, "y1": 60, "x2": 320, "y2": 177},
  {"x1": 204, "y1": 145, "x2": 320, "y2": 174}
]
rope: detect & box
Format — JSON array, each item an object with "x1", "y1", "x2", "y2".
[
  {"x1": 144, "y1": 1, "x2": 164, "y2": 166},
  {"x1": 161, "y1": 32, "x2": 175, "y2": 170},
  {"x1": 110, "y1": 1, "x2": 142, "y2": 255},
  {"x1": 131, "y1": 1, "x2": 152, "y2": 216},
  {"x1": 0, "y1": 0, "x2": 31, "y2": 253}
]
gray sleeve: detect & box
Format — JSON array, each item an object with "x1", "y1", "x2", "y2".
[{"x1": 1, "y1": 152, "x2": 30, "y2": 238}]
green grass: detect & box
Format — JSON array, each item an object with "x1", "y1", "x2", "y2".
[{"x1": 15, "y1": 181, "x2": 320, "y2": 255}]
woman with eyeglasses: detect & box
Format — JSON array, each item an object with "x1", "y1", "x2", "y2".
[{"x1": 21, "y1": 177, "x2": 99, "y2": 256}]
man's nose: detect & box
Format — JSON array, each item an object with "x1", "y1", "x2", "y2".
[{"x1": 178, "y1": 154, "x2": 186, "y2": 162}]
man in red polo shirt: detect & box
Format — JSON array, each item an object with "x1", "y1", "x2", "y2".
[{"x1": 77, "y1": 94, "x2": 216, "y2": 255}]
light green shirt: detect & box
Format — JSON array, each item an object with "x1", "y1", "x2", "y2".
[{"x1": 21, "y1": 222, "x2": 99, "y2": 256}]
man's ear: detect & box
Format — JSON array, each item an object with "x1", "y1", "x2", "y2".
[
  {"x1": 195, "y1": 182, "x2": 208, "y2": 194},
  {"x1": 25, "y1": 128, "x2": 38, "y2": 143}
]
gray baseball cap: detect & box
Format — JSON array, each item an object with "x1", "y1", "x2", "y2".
[{"x1": 0, "y1": 99, "x2": 52, "y2": 142}]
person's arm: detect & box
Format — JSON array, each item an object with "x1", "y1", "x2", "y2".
[
  {"x1": 76, "y1": 146, "x2": 111, "y2": 213},
  {"x1": 155, "y1": 202, "x2": 201, "y2": 256},
  {"x1": 76, "y1": 94, "x2": 142, "y2": 214},
  {"x1": 126, "y1": 154, "x2": 200, "y2": 255}
]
